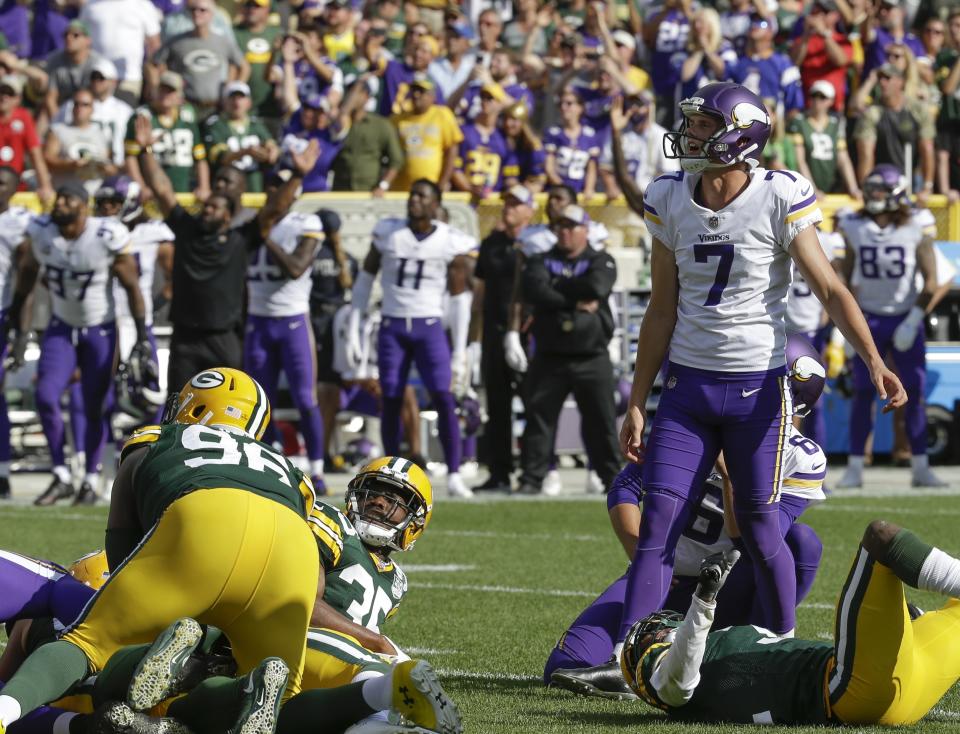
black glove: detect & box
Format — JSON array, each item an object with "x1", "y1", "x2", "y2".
[
  {"x1": 129, "y1": 339, "x2": 159, "y2": 384},
  {"x1": 5, "y1": 330, "x2": 32, "y2": 372},
  {"x1": 695, "y1": 549, "x2": 740, "y2": 603}
]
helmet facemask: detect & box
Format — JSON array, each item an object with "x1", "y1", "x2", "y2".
[{"x1": 346, "y1": 475, "x2": 427, "y2": 553}]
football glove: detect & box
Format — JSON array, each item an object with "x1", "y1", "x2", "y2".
[
  {"x1": 128, "y1": 339, "x2": 159, "y2": 384},
  {"x1": 450, "y1": 349, "x2": 469, "y2": 397},
  {"x1": 892, "y1": 306, "x2": 924, "y2": 352},
  {"x1": 5, "y1": 330, "x2": 32, "y2": 372},
  {"x1": 344, "y1": 307, "x2": 364, "y2": 369},
  {"x1": 503, "y1": 330, "x2": 528, "y2": 373},
  {"x1": 694, "y1": 548, "x2": 740, "y2": 603}
]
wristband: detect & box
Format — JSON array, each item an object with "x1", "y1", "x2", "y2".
[{"x1": 377, "y1": 180, "x2": 390, "y2": 191}]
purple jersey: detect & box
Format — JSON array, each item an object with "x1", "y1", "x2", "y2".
[
  {"x1": 732, "y1": 52, "x2": 805, "y2": 114},
  {"x1": 650, "y1": 8, "x2": 690, "y2": 96},
  {"x1": 457, "y1": 81, "x2": 536, "y2": 122},
  {"x1": 378, "y1": 60, "x2": 445, "y2": 117},
  {"x1": 502, "y1": 142, "x2": 546, "y2": 184},
  {"x1": 457, "y1": 124, "x2": 510, "y2": 192},
  {"x1": 280, "y1": 123, "x2": 343, "y2": 193},
  {"x1": 543, "y1": 125, "x2": 600, "y2": 193},
  {"x1": 863, "y1": 29, "x2": 927, "y2": 77},
  {"x1": 0, "y1": 1, "x2": 30, "y2": 58},
  {"x1": 291, "y1": 58, "x2": 343, "y2": 102},
  {"x1": 673, "y1": 39, "x2": 738, "y2": 100},
  {"x1": 569, "y1": 82, "x2": 615, "y2": 142}
]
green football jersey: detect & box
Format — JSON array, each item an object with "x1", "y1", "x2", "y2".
[
  {"x1": 787, "y1": 114, "x2": 845, "y2": 194},
  {"x1": 125, "y1": 106, "x2": 206, "y2": 193},
  {"x1": 640, "y1": 625, "x2": 834, "y2": 725},
  {"x1": 233, "y1": 25, "x2": 282, "y2": 115},
  {"x1": 124, "y1": 423, "x2": 314, "y2": 529},
  {"x1": 202, "y1": 115, "x2": 273, "y2": 193},
  {"x1": 309, "y1": 500, "x2": 408, "y2": 632}
]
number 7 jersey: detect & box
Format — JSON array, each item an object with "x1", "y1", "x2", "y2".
[{"x1": 643, "y1": 168, "x2": 823, "y2": 372}]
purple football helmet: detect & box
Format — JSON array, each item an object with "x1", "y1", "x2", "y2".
[
  {"x1": 862, "y1": 164, "x2": 910, "y2": 215},
  {"x1": 94, "y1": 175, "x2": 142, "y2": 223},
  {"x1": 457, "y1": 395, "x2": 482, "y2": 437},
  {"x1": 664, "y1": 82, "x2": 771, "y2": 173},
  {"x1": 786, "y1": 334, "x2": 826, "y2": 417}
]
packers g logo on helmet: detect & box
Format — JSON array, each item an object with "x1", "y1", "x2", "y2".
[
  {"x1": 68, "y1": 550, "x2": 110, "y2": 590},
  {"x1": 345, "y1": 457, "x2": 433, "y2": 552},
  {"x1": 162, "y1": 368, "x2": 271, "y2": 440}
]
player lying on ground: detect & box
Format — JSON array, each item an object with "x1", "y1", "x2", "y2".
[{"x1": 621, "y1": 520, "x2": 960, "y2": 725}]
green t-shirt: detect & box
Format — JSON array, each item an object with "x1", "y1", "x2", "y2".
[
  {"x1": 331, "y1": 112, "x2": 404, "y2": 192},
  {"x1": 233, "y1": 24, "x2": 282, "y2": 119},
  {"x1": 202, "y1": 114, "x2": 273, "y2": 192},
  {"x1": 935, "y1": 49, "x2": 960, "y2": 128},
  {"x1": 788, "y1": 113, "x2": 846, "y2": 193},
  {"x1": 124, "y1": 106, "x2": 205, "y2": 193}
]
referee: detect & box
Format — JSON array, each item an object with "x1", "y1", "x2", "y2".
[
  {"x1": 131, "y1": 114, "x2": 318, "y2": 391},
  {"x1": 516, "y1": 205, "x2": 621, "y2": 495}
]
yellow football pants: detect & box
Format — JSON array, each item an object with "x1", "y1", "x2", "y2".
[
  {"x1": 62, "y1": 488, "x2": 320, "y2": 699},
  {"x1": 302, "y1": 628, "x2": 392, "y2": 689},
  {"x1": 828, "y1": 545, "x2": 960, "y2": 725}
]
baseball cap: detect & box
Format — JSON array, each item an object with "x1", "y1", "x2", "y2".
[
  {"x1": 158, "y1": 71, "x2": 184, "y2": 92},
  {"x1": 447, "y1": 21, "x2": 476, "y2": 40},
  {"x1": 223, "y1": 81, "x2": 252, "y2": 98},
  {"x1": 877, "y1": 62, "x2": 904, "y2": 78},
  {"x1": 504, "y1": 184, "x2": 533, "y2": 206},
  {"x1": 481, "y1": 82, "x2": 509, "y2": 103},
  {"x1": 316, "y1": 208, "x2": 341, "y2": 234},
  {"x1": 410, "y1": 72, "x2": 435, "y2": 91},
  {"x1": 558, "y1": 204, "x2": 590, "y2": 226},
  {"x1": 56, "y1": 181, "x2": 91, "y2": 203},
  {"x1": 91, "y1": 58, "x2": 118, "y2": 80},
  {"x1": 67, "y1": 19, "x2": 91, "y2": 36},
  {"x1": 246, "y1": 0, "x2": 270, "y2": 6},
  {"x1": 612, "y1": 30, "x2": 636, "y2": 51},
  {"x1": 809, "y1": 79, "x2": 836, "y2": 100},
  {"x1": 0, "y1": 74, "x2": 23, "y2": 96}
]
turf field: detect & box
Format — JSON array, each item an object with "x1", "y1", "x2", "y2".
[{"x1": 3, "y1": 491, "x2": 960, "y2": 733}]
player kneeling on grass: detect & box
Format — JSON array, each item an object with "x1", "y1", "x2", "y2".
[{"x1": 622, "y1": 521, "x2": 960, "y2": 725}]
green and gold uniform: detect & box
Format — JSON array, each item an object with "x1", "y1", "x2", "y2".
[
  {"x1": 62, "y1": 423, "x2": 320, "y2": 699},
  {"x1": 202, "y1": 114, "x2": 273, "y2": 193},
  {"x1": 787, "y1": 114, "x2": 847, "y2": 194},
  {"x1": 124, "y1": 106, "x2": 206, "y2": 192},
  {"x1": 233, "y1": 24, "x2": 282, "y2": 121}
]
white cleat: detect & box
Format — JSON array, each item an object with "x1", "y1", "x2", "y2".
[
  {"x1": 585, "y1": 471, "x2": 604, "y2": 495},
  {"x1": 835, "y1": 468, "x2": 862, "y2": 489},
  {"x1": 446, "y1": 473, "x2": 474, "y2": 498},
  {"x1": 542, "y1": 469, "x2": 562, "y2": 496},
  {"x1": 912, "y1": 468, "x2": 948, "y2": 488}
]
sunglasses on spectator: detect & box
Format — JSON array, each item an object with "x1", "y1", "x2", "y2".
[
  {"x1": 0, "y1": 87, "x2": 17, "y2": 97},
  {"x1": 887, "y1": 51, "x2": 905, "y2": 59},
  {"x1": 66, "y1": 31, "x2": 86, "y2": 38},
  {"x1": 559, "y1": 99, "x2": 579, "y2": 107},
  {"x1": 925, "y1": 27, "x2": 945, "y2": 34},
  {"x1": 369, "y1": 26, "x2": 388, "y2": 35}
]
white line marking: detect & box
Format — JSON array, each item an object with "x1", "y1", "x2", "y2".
[
  {"x1": 404, "y1": 564, "x2": 477, "y2": 572},
  {"x1": 435, "y1": 668, "x2": 541, "y2": 682},
  {"x1": 405, "y1": 647, "x2": 461, "y2": 656},
  {"x1": 432, "y1": 529, "x2": 605, "y2": 542},
  {"x1": 930, "y1": 709, "x2": 960, "y2": 721},
  {"x1": 415, "y1": 582, "x2": 598, "y2": 598}
]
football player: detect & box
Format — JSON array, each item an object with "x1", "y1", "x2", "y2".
[
  {"x1": 0, "y1": 367, "x2": 321, "y2": 732},
  {"x1": 345, "y1": 180, "x2": 477, "y2": 498},
  {"x1": 0, "y1": 166, "x2": 33, "y2": 499},
  {"x1": 618, "y1": 81, "x2": 903, "y2": 645},
  {"x1": 621, "y1": 520, "x2": 960, "y2": 726},
  {"x1": 7, "y1": 182, "x2": 149, "y2": 507},
  {"x1": 547, "y1": 336, "x2": 828, "y2": 698},
  {"x1": 836, "y1": 165, "x2": 947, "y2": 489}
]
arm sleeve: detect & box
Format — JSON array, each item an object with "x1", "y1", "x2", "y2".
[{"x1": 648, "y1": 595, "x2": 716, "y2": 707}]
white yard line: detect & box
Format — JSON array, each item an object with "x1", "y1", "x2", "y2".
[
  {"x1": 435, "y1": 668, "x2": 541, "y2": 682},
  {"x1": 404, "y1": 564, "x2": 477, "y2": 572}
]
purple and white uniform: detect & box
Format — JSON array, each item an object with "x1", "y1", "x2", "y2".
[
  {"x1": 840, "y1": 208, "x2": 937, "y2": 457},
  {"x1": 0, "y1": 206, "x2": 32, "y2": 465},
  {"x1": 544, "y1": 427, "x2": 826, "y2": 680},
  {"x1": 629, "y1": 167, "x2": 823, "y2": 638},
  {"x1": 244, "y1": 211, "x2": 326, "y2": 463},
  {"x1": 374, "y1": 218, "x2": 476, "y2": 470},
  {"x1": 542, "y1": 126, "x2": 601, "y2": 194},
  {"x1": 457, "y1": 124, "x2": 509, "y2": 193},
  {"x1": 28, "y1": 215, "x2": 130, "y2": 476}
]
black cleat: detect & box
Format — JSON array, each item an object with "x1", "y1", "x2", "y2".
[
  {"x1": 73, "y1": 481, "x2": 100, "y2": 506},
  {"x1": 34, "y1": 476, "x2": 74, "y2": 506},
  {"x1": 91, "y1": 701, "x2": 194, "y2": 734},
  {"x1": 0, "y1": 476, "x2": 10, "y2": 499},
  {"x1": 513, "y1": 482, "x2": 542, "y2": 495},
  {"x1": 473, "y1": 476, "x2": 512, "y2": 492},
  {"x1": 550, "y1": 659, "x2": 638, "y2": 701}
]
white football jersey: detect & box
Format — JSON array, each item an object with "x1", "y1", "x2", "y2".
[
  {"x1": 842, "y1": 208, "x2": 937, "y2": 316},
  {"x1": 518, "y1": 221, "x2": 609, "y2": 257},
  {"x1": 112, "y1": 219, "x2": 174, "y2": 325},
  {"x1": 332, "y1": 304, "x2": 380, "y2": 380},
  {"x1": 644, "y1": 168, "x2": 822, "y2": 372},
  {"x1": 28, "y1": 215, "x2": 131, "y2": 327},
  {"x1": 673, "y1": 427, "x2": 826, "y2": 576},
  {"x1": 786, "y1": 229, "x2": 841, "y2": 335},
  {"x1": 247, "y1": 211, "x2": 324, "y2": 318},
  {"x1": 373, "y1": 219, "x2": 477, "y2": 318},
  {"x1": 0, "y1": 206, "x2": 33, "y2": 310}
]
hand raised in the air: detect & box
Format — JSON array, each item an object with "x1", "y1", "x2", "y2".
[
  {"x1": 291, "y1": 139, "x2": 320, "y2": 176},
  {"x1": 134, "y1": 114, "x2": 154, "y2": 151}
]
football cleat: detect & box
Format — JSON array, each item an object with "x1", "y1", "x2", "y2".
[
  {"x1": 73, "y1": 481, "x2": 99, "y2": 506},
  {"x1": 542, "y1": 470, "x2": 561, "y2": 496},
  {"x1": 835, "y1": 467, "x2": 862, "y2": 489},
  {"x1": 473, "y1": 476, "x2": 512, "y2": 492},
  {"x1": 128, "y1": 618, "x2": 204, "y2": 712},
  {"x1": 912, "y1": 468, "x2": 948, "y2": 488},
  {"x1": 446, "y1": 473, "x2": 473, "y2": 499},
  {"x1": 389, "y1": 660, "x2": 462, "y2": 734},
  {"x1": 228, "y1": 657, "x2": 289, "y2": 734},
  {"x1": 907, "y1": 603, "x2": 926, "y2": 620},
  {"x1": 550, "y1": 659, "x2": 638, "y2": 701},
  {"x1": 0, "y1": 476, "x2": 10, "y2": 499},
  {"x1": 584, "y1": 471, "x2": 604, "y2": 495},
  {"x1": 34, "y1": 476, "x2": 75, "y2": 506},
  {"x1": 92, "y1": 702, "x2": 194, "y2": 734}
]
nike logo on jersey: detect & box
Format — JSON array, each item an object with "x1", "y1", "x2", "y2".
[
  {"x1": 801, "y1": 186, "x2": 812, "y2": 196},
  {"x1": 289, "y1": 321, "x2": 302, "y2": 330},
  {"x1": 811, "y1": 462, "x2": 825, "y2": 471},
  {"x1": 741, "y1": 387, "x2": 761, "y2": 398},
  {"x1": 426, "y1": 318, "x2": 438, "y2": 325}
]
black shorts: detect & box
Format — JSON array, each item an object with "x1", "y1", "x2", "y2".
[{"x1": 311, "y1": 311, "x2": 340, "y2": 384}]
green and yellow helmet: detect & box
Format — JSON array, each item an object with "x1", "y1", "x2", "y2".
[
  {"x1": 345, "y1": 456, "x2": 433, "y2": 552},
  {"x1": 162, "y1": 368, "x2": 271, "y2": 440},
  {"x1": 68, "y1": 550, "x2": 109, "y2": 590}
]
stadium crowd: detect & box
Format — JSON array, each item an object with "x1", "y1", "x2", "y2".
[{"x1": 0, "y1": 0, "x2": 956, "y2": 504}]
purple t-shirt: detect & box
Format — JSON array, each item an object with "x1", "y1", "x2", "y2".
[
  {"x1": 457, "y1": 124, "x2": 510, "y2": 191},
  {"x1": 457, "y1": 81, "x2": 535, "y2": 122},
  {"x1": 30, "y1": 0, "x2": 75, "y2": 60},
  {"x1": 502, "y1": 143, "x2": 546, "y2": 184},
  {"x1": 863, "y1": 28, "x2": 926, "y2": 77},
  {"x1": 569, "y1": 81, "x2": 615, "y2": 143},
  {"x1": 378, "y1": 60, "x2": 445, "y2": 117},
  {"x1": 0, "y1": 1, "x2": 30, "y2": 58},
  {"x1": 543, "y1": 125, "x2": 600, "y2": 193},
  {"x1": 650, "y1": 8, "x2": 690, "y2": 97},
  {"x1": 292, "y1": 58, "x2": 341, "y2": 102},
  {"x1": 280, "y1": 120, "x2": 343, "y2": 193}
]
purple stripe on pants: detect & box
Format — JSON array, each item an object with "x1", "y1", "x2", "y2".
[{"x1": 850, "y1": 311, "x2": 928, "y2": 456}]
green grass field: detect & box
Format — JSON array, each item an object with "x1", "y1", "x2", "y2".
[{"x1": 2, "y1": 494, "x2": 960, "y2": 733}]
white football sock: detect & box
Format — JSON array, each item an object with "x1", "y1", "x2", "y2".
[
  {"x1": 361, "y1": 671, "x2": 392, "y2": 711},
  {"x1": 310, "y1": 459, "x2": 325, "y2": 477},
  {"x1": 83, "y1": 473, "x2": 99, "y2": 488},
  {"x1": 918, "y1": 548, "x2": 960, "y2": 598},
  {"x1": 911, "y1": 454, "x2": 929, "y2": 473},
  {"x1": 53, "y1": 465, "x2": 71, "y2": 484},
  {"x1": 846, "y1": 456, "x2": 864, "y2": 473},
  {"x1": 0, "y1": 695, "x2": 22, "y2": 727},
  {"x1": 0, "y1": 461, "x2": 10, "y2": 478}
]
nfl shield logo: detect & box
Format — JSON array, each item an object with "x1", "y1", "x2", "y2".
[{"x1": 708, "y1": 216, "x2": 720, "y2": 229}]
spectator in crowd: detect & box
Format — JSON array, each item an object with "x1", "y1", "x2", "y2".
[
  {"x1": 124, "y1": 71, "x2": 210, "y2": 199},
  {"x1": 502, "y1": 0, "x2": 550, "y2": 57},
  {"x1": 789, "y1": 0, "x2": 853, "y2": 112},
  {"x1": 642, "y1": 0, "x2": 693, "y2": 125},
  {"x1": 569, "y1": 56, "x2": 628, "y2": 143},
  {"x1": 790, "y1": 79, "x2": 861, "y2": 198},
  {"x1": 515, "y1": 204, "x2": 620, "y2": 495},
  {"x1": 42, "y1": 20, "x2": 104, "y2": 124},
  {"x1": 543, "y1": 86, "x2": 600, "y2": 197},
  {"x1": 331, "y1": 76, "x2": 405, "y2": 194},
  {"x1": 322, "y1": 0, "x2": 356, "y2": 64},
  {"x1": 371, "y1": 0, "x2": 408, "y2": 57},
  {"x1": 918, "y1": 16, "x2": 945, "y2": 118},
  {"x1": 30, "y1": 0, "x2": 73, "y2": 62},
  {"x1": 732, "y1": 14, "x2": 805, "y2": 117},
  {"x1": 475, "y1": 9, "x2": 504, "y2": 68},
  {"x1": 527, "y1": 31, "x2": 583, "y2": 132},
  {"x1": 150, "y1": 0, "x2": 249, "y2": 115},
  {"x1": 854, "y1": 62, "x2": 935, "y2": 193},
  {"x1": 761, "y1": 96, "x2": 798, "y2": 169},
  {"x1": 500, "y1": 101, "x2": 546, "y2": 193},
  {"x1": 452, "y1": 82, "x2": 509, "y2": 202},
  {"x1": 935, "y1": 9, "x2": 960, "y2": 201},
  {"x1": 676, "y1": 8, "x2": 737, "y2": 109},
  {"x1": 852, "y1": 42, "x2": 923, "y2": 112},
  {"x1": 0, "y1": 48, "x2": 52, "y2": 116},
  {"x1": 202, "y1": 81, "x2": 277, "y2": 194},
  {"x1": 429, "y1": 22, "x2": 476, "y2": 99},
  {"x1": 280, "y1": 93, "x2": 344, "y2": 193},
  {"x1": 454, "y1": 48, "x2": 535, "y2": 123},
  {"x1": 379, "y1": 33, "x2": 442, "y2": 116},
  {"x1": 720, "y1": 0, "x2": 775, "y2": 55},
  {"x1": 44, "y1": 88, "x2": 118, "y2": 196},
  {"x1": 470, "y1": 184, "x2": 535, "y2": 493},
  {"x1": 0, "y1": 0, "x2": 30, "y2": 59},
  {"x1": 131, "y1": 113, "x2": 316, "y2": 392},
  {"x1": 600, "y1": 90, "x2": 678, "y2": 204},
  {"x1": 391, "y1": 73, "x2": 461, "y2": 191},
  {"x1": 860, "y1": 0, "x2": 927, "y2": 79},
  {"x1": 79, "y1": 0, "x2": 162, "y2": 106},
  {"x1": 233, "y1": 0, "x2": 283, "y2": 127},
  {"x1": 274, "y1": 26, "x2": 344, "y2": 116},
  {"x1": 338, "y1": 18, "x2": 391, "y2": 89},
  {"x1": 0, "y1": 74, "x2": 53, "y2": 201}
]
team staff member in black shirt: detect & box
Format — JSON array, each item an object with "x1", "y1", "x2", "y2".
[
  {"x1": 516, "y1": 204, "x2": 620, "y2": 495},
  {"x1": 469, "y1": 185, "x2": 535, "y2": 491},
  {"x1": 132, "y1": 114, "x2": 318, "y2": 391}
]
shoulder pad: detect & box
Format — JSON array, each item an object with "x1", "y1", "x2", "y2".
[
  {"x1": 308, "y1": 500, "x2": 349, "y2": 567},
  {"x1": 120, "y1": 425, "x2": 162, "y2": 463},
  {"x1": 372, "y1": 217, "x2": 406, "y2": 240}
]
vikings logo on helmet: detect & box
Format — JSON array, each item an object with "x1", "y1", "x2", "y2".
[
  {"x1": 863, "y1": 164, "x2": 910, "y2": 215},
  {"x1": 786, "y1": 334, "x2": 826, "y2": 417},
  {"x1": 94, "y1": 175, "x2": 142, "y2": 223},
  {"x1": 162, "y1": 367, "x2": 271, "y2": 440},
  {"x1": 345, "y1": 456, "x2": 433, "y2": 552}
]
